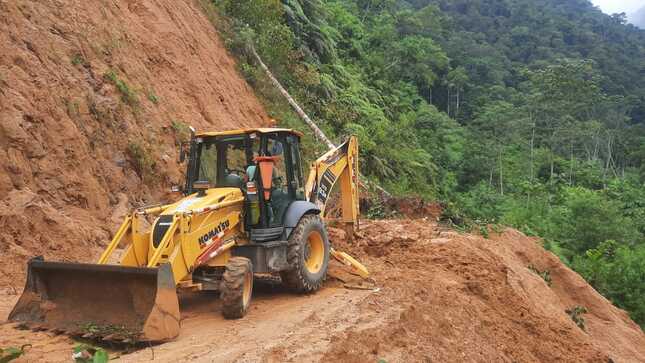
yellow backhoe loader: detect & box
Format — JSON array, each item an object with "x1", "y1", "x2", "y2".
[{"x1": 8, "y1": 128, "x2": 367, "y2": 342}]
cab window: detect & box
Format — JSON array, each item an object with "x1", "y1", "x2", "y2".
[{"x1": 196, "y1": 141, "x2": 218, "y2": 185}]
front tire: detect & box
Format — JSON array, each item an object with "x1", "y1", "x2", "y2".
[
  {"x1": 220, "y1": 257, "x2": 253, "y2": 319},
  {"x1": 280, "y1": 214, "x2": 330, "y2": 292}
]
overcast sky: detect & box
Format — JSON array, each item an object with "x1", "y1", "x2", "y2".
[{"x1": 591, "y1": 0, "x2": 644, "y2": 14}]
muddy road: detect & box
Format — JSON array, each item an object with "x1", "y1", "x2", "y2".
[
  {"x1": 0, "y1": 277, "x2": 373, "y2": 363},
  {"x1": 2, "y1": 219, "x2": 645, "y2": 362}
]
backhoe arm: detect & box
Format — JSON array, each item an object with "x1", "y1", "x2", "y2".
[
  {"x1": 304, "y1": 136, "x2": 359, "y2": 228},
  {"x1": 304, "y1": 136, "x2": 369, "y2": 278}
]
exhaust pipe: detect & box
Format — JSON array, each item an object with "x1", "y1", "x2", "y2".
[{"x1": 8, "y1": 257, "x2": 180, "y2": 342}]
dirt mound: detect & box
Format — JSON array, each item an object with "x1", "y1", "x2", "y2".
[
  {"x1": 0, "y1": 219, "x2": 643, "y2": 362},
  {"x1": 323, "y1": 219, "x2": 645, "y2": 362},
  {"x1": 0, "y1": 0, "x2": 268, "y2": 289}
]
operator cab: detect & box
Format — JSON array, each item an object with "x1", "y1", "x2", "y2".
[{"x1": 183, "y1": 128, "x2": 306, "y2": 235}]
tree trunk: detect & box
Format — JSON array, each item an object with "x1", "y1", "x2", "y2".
[
  {"x1": 489, "y1": 167, "x2": 493, "y2": 186},
  {"x1": 250, "y1": 45, "x2": 335, "y2": 150},
  {"x1": 447, "y1": 87, "x2": 451, "y2": 117},
  {"x1": 455, "y1": 89, "x2": 460, "y2": 118},
  {"x1": 569, "y1": 141, "x2": 574, "y2": 185},
  {"x1": 499, "y1": 147, "x2": 504, "y2": 196},
  {"x1": 249, "y1": 44, "x2": 392, "y2": 197},
  {"x1": 529, "y1": 122, "x2": 535, "y2": 181}
]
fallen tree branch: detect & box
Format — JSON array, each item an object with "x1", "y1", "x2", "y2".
[
  {"x1": 250, "y1": 46, "x2": 335, "y2": 150},
  {"x1": 249, "y1": 44, "x2": 391, "y2": 198}
]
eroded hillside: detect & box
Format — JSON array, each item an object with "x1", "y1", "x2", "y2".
[{"x1": 0, "y1": 0, "x2": 268, "y2": 290}]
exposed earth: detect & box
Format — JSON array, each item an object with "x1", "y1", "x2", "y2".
[
  {"x1": 2, "y1": 218, "x2": 645, "y2": 362},
  {"x1": 0, "y1": 0, "x2": 268, "y2": 292},
  {"x1": 1, "y1": 0, "x2": 644, "y2": 362}
]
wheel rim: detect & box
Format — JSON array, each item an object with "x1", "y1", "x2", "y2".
[
  {"x1": 242, "y1": 270, "x2": 252, "y2": 307},
  {"x1": 304, "y1": 231, "x2": 324, "y2": 274}
]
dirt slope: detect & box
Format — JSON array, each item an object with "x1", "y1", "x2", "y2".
[
  {"x1": 325, "y1": 220, "x2": 645, "y2": 363},
  {"x1": 1, "y1": 219, "x2": 643, "y2": 362},
  {"x1": 0, "y1": 0, "x2": 268, "y2": 291},
  {"x1": 1, "y1": 1, "x2": 644, "y2": 362}
]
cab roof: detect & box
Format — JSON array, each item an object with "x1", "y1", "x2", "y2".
[{"x1": 195, "y1": 128, "x2": 304, "y2": 138}]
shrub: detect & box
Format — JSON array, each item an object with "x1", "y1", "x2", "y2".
[
  {"x1": 573, "y1": 241, "x2": 645, "y2": 328},
  {"x1": 104, "y1": 70, "x2": 139, "y2": 107},
  {"x1": 565, "y1": 305, "x2": 588, "y2": 331},
  {"x1": 126, "y1": 141, "x2": 157, "y2": 183}
]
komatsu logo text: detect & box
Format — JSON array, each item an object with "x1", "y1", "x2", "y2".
[{"x1": 198, "y1": 220, "x2": 230, "y2": 245}]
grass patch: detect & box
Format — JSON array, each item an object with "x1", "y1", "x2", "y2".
[
  {"x1": 170, "y1": 119, "x2": 191, "y2": 143},
  {"x1": 528, "y1": 264, "x2": 552, "y2": 286},
  {"x1": 1, "y1": 344, "x2": 31, "y2": 362},
  {"x1": 478, "y1": 224, "x2": 490, "y2": 239},
  {"x1": 72, "y1": 343, "x2": 109, "y2": 363},
  {"x1": 71, "y1": 53, "x2": 88, "y2": 67},
  {"x1": 104, "y1": 70, "x2": 139, "y2": 107},
  {"x1": 565, "y1": 305, "x2": 588, "y2": 331},
  {"x1": 126, "y1": 141, "x2": 157, "y2": 183},
  {"x1": 147, "y1": 89, "x2": 159, "y2": 105}
]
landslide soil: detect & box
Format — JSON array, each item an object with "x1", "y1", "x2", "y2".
[
  {"x1": 0, "y1": 0, "x2": 269, "y2": 291},
  {"x1": 1, "y1": 219, "x2": 644, "y2": 362},
  {"x1": 1, "y1": 1, "x2": 645, "y2": 362}
]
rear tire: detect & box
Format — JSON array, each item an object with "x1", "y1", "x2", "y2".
[
  {"x1": 280, "y1": 214, "x2": 330, "y2": 292},
  {"x1": 220, "y1": 257, "x2": 253, "y2": 319}
]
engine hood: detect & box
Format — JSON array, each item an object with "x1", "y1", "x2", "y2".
[{"x1": 161, "y1": 188, "x2": 244, "y2": 215}]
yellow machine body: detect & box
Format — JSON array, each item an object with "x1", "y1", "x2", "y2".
[{"x1": 8, "y1": 128, "x2": 367, "y2": 342}]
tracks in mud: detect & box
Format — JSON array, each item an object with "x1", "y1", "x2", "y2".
[{"x1": 0, "y1": 277, "x2": 374, "y2": 362}]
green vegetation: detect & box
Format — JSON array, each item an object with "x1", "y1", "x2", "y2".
[
  {"x1": 71, "y1": 53, "x2": 88, "y2": 67},
  {"x1": 0, "y1": 345, "x2": 30, "y2": 363},
  {"x1": 147, "y1": 89, "x2": 160, "y2": 105},
  {"x1": 104, "y1": 70, "x2": 139, "y2": 107},
  {"x1": 208, "y1": 0, "x2": 645, "y2": 327},
  {"x1": 126, "y1": 141, "x2": 157, "y2": 183},
  {"x1": 565, "y1": 306, "x2": 588, "y2": 331},
  {"x1": 72, "y1": 344, "x2": 108, "y2": 363},
  {"x1": 573, "y1": 241, "x2": 645, "y2": 326},
  {"x1": 170, "y1": 119, "x2": 191, "y2": 143},
  {"x1": 528, "y1": 265, "x2": 552, "y2": 286}
]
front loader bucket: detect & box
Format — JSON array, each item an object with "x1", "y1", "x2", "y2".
[{"x1": 8, "y1": 257, "x2": 180, "y2": 342}]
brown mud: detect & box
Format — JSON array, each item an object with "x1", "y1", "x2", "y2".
[
  {"x1": 2, "y1": 219, "x2": 644, "y2": 362},
  {"x1": 0, "y1": 0, "x2": 269, "y2": 292},
  {"x1": 1, "y1": 1, "x2": 644, "y2": 362}
]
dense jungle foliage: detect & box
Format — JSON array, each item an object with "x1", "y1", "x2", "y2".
[{"x1": 206, "y1": 0, "x2": 645, "y2": 327}]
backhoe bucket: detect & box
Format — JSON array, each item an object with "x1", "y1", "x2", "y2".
[{"x1": 8, "y1": 257, "x2": 180, "y2": 342}]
